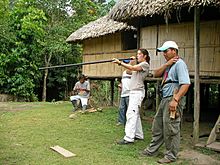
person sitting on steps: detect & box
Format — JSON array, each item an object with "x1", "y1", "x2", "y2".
[{"x1": 70, "y1": 74, "x2": 90, "y2": 112}]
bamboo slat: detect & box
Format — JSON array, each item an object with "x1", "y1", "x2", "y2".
[{"x1": 140, "y1": 20, "x2": 220, "y2": 77}]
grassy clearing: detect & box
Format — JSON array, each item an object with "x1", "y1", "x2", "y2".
[{"x1": 0, "y1": 102, "x2": 212, "y2": 165}]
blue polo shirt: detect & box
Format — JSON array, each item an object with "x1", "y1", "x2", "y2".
[{"x1": 162, "y1": 59, "x2": 190, "y2": 98}]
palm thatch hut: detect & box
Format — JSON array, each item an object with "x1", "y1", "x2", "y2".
[
  {"x1": 66, "y1": 15, "x2": 137, "y2": 79},
  {"x1": 66, "y1": 15, "x2": 137, "y2": 105},
  {"x1": 109, "y1": 0, "x2": 220, "y2": 77},
  {"x1": 109, "y1": 0, "x2": 220, "y2": 21},
  {"x1": 109, "y1": 0, "x2": 220, "y2": 149}
]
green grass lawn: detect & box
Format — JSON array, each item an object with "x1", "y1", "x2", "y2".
[{"x1": 0, "y1": 102, "x2": 190, "y2": 165}]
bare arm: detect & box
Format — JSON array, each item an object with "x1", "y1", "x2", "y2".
[
  {"x1": 174, "y1": 84, "x2": 190, "y2": 101},
  {"x1": 121, "y1": 63, "x2": 143, "y2": 71},
  {"x1": 169, "y1": 84, "x2": 190, "y2": 111},
  {"x1": 154, "y1": 57, "x2": 179, "y2": 78},
  {"x1": 113, "y1": 58, "x2": 143, "y2": 71},
  {"x1": 73, "y1": 83, "x2": 79, "y2": 92},
  {"x1": 154, "y1": 63, "x2": 169, "y2": 78}
]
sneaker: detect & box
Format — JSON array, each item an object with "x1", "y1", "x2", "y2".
[
  {"x1": 117, "y1": 139, "x2": 133, "y2": 145},
  {"x1": 157, "y1": 158, "x2": 173, "y2": 164}
]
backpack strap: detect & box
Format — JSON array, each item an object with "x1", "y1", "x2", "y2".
[{"x1": 162, "y1": 80, "x2": 178, "y2": 88}]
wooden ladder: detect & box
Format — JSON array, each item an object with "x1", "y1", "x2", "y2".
[{"x1": 206, "y1": 115, "x2": 220, "y2": 151}]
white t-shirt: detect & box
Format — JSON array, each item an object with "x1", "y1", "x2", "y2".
[
  {"x1": 73, "y1": 81, "x2": 90, "y2": 98},
  {"x1": 121, "y1": 71, "x2": 132, "y2": 97},
  {"x1": 129, "y1": 62, "x2": 149, "y2": 90}
]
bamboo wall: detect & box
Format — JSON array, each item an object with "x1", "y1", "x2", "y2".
[
  {"x1": 82, "y1": 32, "x2": 136, "y2": 78},
  {"x1": 141, "y1": 20, "x2": 220, "y2": 77}
]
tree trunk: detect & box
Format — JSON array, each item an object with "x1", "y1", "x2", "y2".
[
  {"x1": 42, "y1": 53, "x2": 52, "y2": 102},
  {"x1": 42, "y1": 68, "x2": 48, "y2": 102}
]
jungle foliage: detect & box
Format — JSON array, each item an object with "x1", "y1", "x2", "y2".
[{"x1": 0, "y1": 0, "x2": 116, "y2": 101}]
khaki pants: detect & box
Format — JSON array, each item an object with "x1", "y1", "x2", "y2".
[{"x1": 146, "y1": 96, "x2": 185, "y2": 161}]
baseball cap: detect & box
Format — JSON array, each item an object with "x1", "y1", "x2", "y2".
[{"x1": 157, "y1": 41, "x2": 178, "y2": 52}]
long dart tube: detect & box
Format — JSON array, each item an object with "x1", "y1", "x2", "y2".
[{"x1": 39, "y1": 58, "x2": 134, "y2": 70}]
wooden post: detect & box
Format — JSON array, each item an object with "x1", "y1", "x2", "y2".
[
  {"x1": 193, "y1": 7, "x2": 200, "y2": 145},
  {"x1": 110, "y1": 79, "x2": 114, "y2": 106},
  {"x1": 156, "y1": 24, "x2": 159, "y2": 56}
]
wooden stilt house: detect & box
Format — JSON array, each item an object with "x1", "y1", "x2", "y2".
[
  {"x1": 109, "y1": 0, "x2": 220, "y2": 149},
  {"x1": 66, "y1": 16, "x2": 137, "y2": 79},
  {"x1": 66, "y1": 16, "x2": 137, "y2": 105}
]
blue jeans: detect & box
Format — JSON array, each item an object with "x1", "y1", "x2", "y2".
[{"x1": 118, "y1": 96, "x2": 129, "y2": 125}]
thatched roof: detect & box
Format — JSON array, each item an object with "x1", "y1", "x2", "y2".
[
  {"x1": 66, "y1": 15, "x2": 136, "y2": 43},
  {"x1": 109, "y1": 0, "x2": 220, "y2": 22}
]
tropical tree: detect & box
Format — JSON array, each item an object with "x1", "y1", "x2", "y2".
[
  {"x1": 0, "y1": 0, "x2": 12, "y2": 92},
  {"x1": 0, "y1": 0, "x2": 116, "y2": 101},
  {"x1": 0, "y1": 0, "x2": 47, "y2": 100},
  {"x1": 37, "y1": 0, "x2": 115, "y2": 101}
]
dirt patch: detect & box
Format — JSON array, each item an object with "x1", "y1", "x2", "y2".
[
  {"x1": 143, "y1": 113, "x2": 220, "y2": 164},
  {"x1": 178, "y1": 149, "x2": 220, "y2": 165}
]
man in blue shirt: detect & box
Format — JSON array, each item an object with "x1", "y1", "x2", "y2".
[{"x1": 141, "y1": 41, "x2": 190, "y2": 164}]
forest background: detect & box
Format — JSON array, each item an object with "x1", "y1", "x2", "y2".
[{"x1": 0, "y1": 0, "x2": 116, "y2": 103}]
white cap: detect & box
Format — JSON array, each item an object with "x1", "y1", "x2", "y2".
[{"x1": 157, "y1": 41, "x2": 178, "y2": 52}]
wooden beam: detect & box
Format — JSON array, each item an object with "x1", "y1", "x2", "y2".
[
  {"x1": 50, "y1": 145, "x2": 76, "y2": 158},
  {"x1": 206, "y1": 115, "x2": 220, "y2": 145},
  {"x1": 206, "y1": 142, "x2": 220, "y2": 152},
  {"x1": 197, "y1": 79, "x2": 220, "y2": 84},
  {"x1": 89, "y1": 77, "x2": 220, "y2": 84},
  {"x1": 193, "y1": 7, "x2": 201, "y2": 145},
  {"x1": 83, "y1": 49, "x2": 136, "y2": 56}
]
